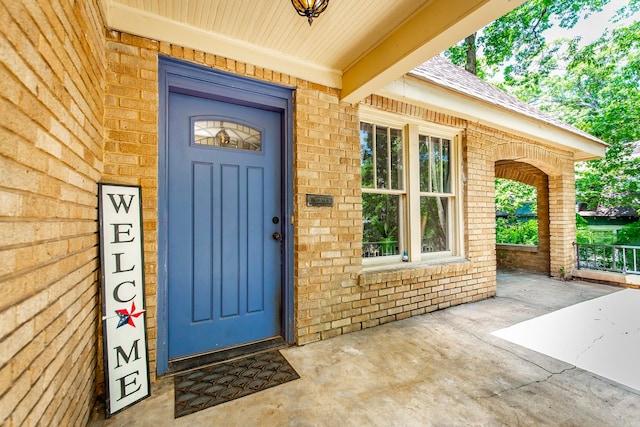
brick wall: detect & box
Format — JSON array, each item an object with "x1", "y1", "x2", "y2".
[
  {"x1": 549, "y1": 169, "x2": 577, "y2": 277},
  {"x1": 0, "y1": 1, "x2": 105, "y2": 425},
  {"x1": 103, "y1": 31, "x2": 161, "y2": 383},
  {"x1": 311, "y1": 96, "x2": 499, "y2": 337},
  {"x1": 0, "y1": 4, "x2": 585, "y2": 423},
  {"x1": 101, "y1": 29, "x2": 365, "y2": 371},
  {"x1": 496, "y1": 161, "x2": 551, "y2": 274},
  {"x1": 492, "y1": 138, "x2": 576, "y2": 277},
  {"x1": 293, "y1": 87, "x2": 362, "y2": 344},
  {"x1": 102, "y1": 31, "x2": 579, "y2": 363},
  {"x1": 465, "y1": 124, "x2": 498, "y2": 281}
]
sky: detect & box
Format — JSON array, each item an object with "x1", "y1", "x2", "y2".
[
  {"x1": 483, "y1": 0, "x2": 639, "y2": 84},
  {"x1": 545, "y1": 0, "x2": 639, "y2": 45}
]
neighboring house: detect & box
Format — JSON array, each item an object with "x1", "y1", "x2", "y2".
[
  {"x1": 577, "y1": 206, "x2": 639, "y2": 236},
  {"x1": 576, "y1": 140, "x2": 640, "y2": 237},
  {"x1": 496, "y1": 203, "x2": 538, "y2": 222},
  {"x1": 0, "y1": 1, "x2": 607, "y2": 425}
]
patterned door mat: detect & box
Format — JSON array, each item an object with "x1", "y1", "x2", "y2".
[{"x1": 174, "y1": 350, "x2": 300, "y2": 418}]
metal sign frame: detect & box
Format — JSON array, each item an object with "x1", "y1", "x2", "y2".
[
  {"x1": 98, "y1": 183, "x2": 150, "y2": 417},
  {"x1": 306, "y1": 193, "x2": 334, "y2": 207}
]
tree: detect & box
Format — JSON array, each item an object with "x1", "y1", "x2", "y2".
[
  {"x1": 446, "y1": 0, "x2": 640, "y2": 211},
  {"x1": 495, "y1": 179, "x2": 539, "y2": 245},
  {"x1": 496, "y1": 217, "x2": 539, "y2": 245},
  {"x1": 445, "y1": 0, "x2": 634, "y2": 76},
  {"x1": 512, "y1": 22, "x2": 640, "y2": 210},
  {"x1": 615, "y1": 221, "x2": 640, "y2": 246},
  {"x1": 495, "y1": 179, "x2": 537, "y2": 216}
]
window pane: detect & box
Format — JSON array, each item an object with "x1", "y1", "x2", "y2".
[
  {"x1": 431, "y1": 137, "x2": 441, "y2": 192},
  {"x1": 375, "y1": 126, "x2": 389, "y2": 189},
  {"x1": 419, "y1": 135, "x2": 429, "y2": 192},
  {"x1": 362, "y1": 193, "x2": 400, "y2": 258},
  {"x1": 442, "y1": 139, "x2": 451, "y2": 193},
  {"x1": 420, "y1": 196, "x2": 449, "y2": 253},
  {"x1": 390, "y1": 128, "x2": 403, "y2": 190},
  {"x1": 360, "y1": 122, "x2": 374, "y2": 188},
  {"x1": 194, "y1": 120, "x2": 262, "y2": 151},
  {"x1": 420, "y1": 135, "x2": 452, "y2": 194}
]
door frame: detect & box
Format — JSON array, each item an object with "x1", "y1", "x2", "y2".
[{"x1": 157, "y1": 56, "x2": 295, "y2": 375}]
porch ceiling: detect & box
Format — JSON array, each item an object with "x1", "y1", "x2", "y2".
[{"x1": 99, "y1": 0, "x2": 526, "y2": 103}]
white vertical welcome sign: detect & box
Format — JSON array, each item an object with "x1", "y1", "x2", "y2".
[{"x1": 98, "y1": 183, "x2": 150, "y2": 417}]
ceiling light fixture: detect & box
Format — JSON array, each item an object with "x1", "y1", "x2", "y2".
[{"x1": 291, "y1": 0, "x2": 329, "y2": 26}]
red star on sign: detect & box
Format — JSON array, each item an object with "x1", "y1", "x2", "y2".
[{"x1": 115, "y1": 302, "x2": 145, "y2": 328}]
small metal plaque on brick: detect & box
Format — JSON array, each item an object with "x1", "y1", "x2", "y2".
[{"x1": 306, "y1": 194, "x2": 333, "y2": 207}]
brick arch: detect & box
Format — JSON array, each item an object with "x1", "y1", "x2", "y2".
[
  {"x1": 495, "y1": 160, "x2": 551, "y2": 275},
  {"x1": 495, "y1": 160, "x2": 547, "y2": 188},
  {"x1": 493, "y1": 142, "x2": 566, "y2": 176}
]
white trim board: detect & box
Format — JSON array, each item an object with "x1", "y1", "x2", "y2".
[{"x1": 381, "y1": 76, "x2": 606, "y2": 161}]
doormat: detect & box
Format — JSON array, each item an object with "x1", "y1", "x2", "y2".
[{"x1": 174, "y1": 350, "x2": 300, "y2": 418}]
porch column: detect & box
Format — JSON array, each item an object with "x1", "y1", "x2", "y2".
[{"x1": 548, "y1": 168, "x2": 577, "y2": 278}]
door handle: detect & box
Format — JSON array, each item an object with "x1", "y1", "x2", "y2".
[{"x1": 272, "y1": 232, "x2": 282, "y2": 240}]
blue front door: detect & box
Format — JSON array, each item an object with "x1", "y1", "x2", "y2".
[{"x1": 167, "y1": 91, "x2": 282, "y2": 360}]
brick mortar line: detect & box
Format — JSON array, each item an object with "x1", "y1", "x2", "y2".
[
  {"x1": 0, "y1": 245, "x2": 99, "y2": 295},
  {"x1": 0, "y1": 185, "x2": 100, "y2": 211},
  {"x1": 0, "y1": 230, "x2": 97, "y2": 252}
]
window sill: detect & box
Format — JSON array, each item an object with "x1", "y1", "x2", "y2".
[
  {"x1": 359, "y1": 256, "x2": 472, "y2": 286},
  {"x1": 361, "y1": 256, "x2": 468, "y2": 274}
]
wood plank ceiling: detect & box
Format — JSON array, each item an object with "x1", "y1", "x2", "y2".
[{"x1": 100, "y1": 0, "x2": 526, "y2": 103}]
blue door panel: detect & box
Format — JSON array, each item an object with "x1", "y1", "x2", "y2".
[
  {"x1": 220, "y1": 164, "x2": 240, "y2": 318},
  {"x1": 192, "y1": 162, "x2": 214, "y2": 322},
  {"x1": 247, "y1": 166, "x2": 265, "y2": 313},
  {"x1": 167, "y1": 92, "x2": 282, "y2": 359}
]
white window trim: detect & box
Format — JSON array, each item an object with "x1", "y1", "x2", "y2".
[
  {"x1": 360, "y1": 107, "x2": 465, "y2": 268},
  {"x1": 415, "y1": 125, "x2": 464, "y2": 262},
  {"x1": 360, "y1": 115, "x2": 407, "y2": 266}
]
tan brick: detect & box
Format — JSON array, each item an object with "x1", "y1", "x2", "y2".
[
  {"x1": 1, "y1": 0, "x2": 105, "y2": 424},
  {"x1": 320, "y1": 328, "x2": 343, "y2": 340},
  {"x1": 1, "y1": 1, "x2": 579, "y2": 423},
  {"x1": 331, "y1": 318, "x2": 351, "y2": 329}
]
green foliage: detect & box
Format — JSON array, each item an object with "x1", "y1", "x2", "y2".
[
  {"x1": 495, "y1": 179, "x2": 538, "y2": 245},
  {"x1": 575, "y1": 213, "x2": 618, "y2": 244},
  {"x1": 575, "y1": 227, "x2": 594, "y2": 244},
  {"x1": 496, "y1": 218, "x2": 539, "y2": 245},
  {"x1": 362, "y1": 193, "x2": 399, "y2": 244},
  {"x1": 575, "y1": 213, "x2": 589, "y2": 228},
  {"x1": 495, "y1": 179, "x2": 537, "y2": 216},
  {"x1": 615, "y1": 221, "x2": 640, "y2": 246},
  {"x1": 575, "y1": 212, "x2": 596, "y2": 243},
  {"x1": 569, "y1": 24, "x2": 640, "y2": 210},
  {"x1": 446, "y1": 0, "x2": 640, "y2": 214},
  {"x1": 501, "y1": 21, "x2": 640, "y2": 211},
  {"x1": 445, "y1": 0, "x2": 616, "y2": 77}
]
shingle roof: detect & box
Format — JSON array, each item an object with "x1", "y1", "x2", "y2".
[
  {"x1": 578, "y1": 206, "x2": 638, "y2": 218},
  {"x1": 409, "y1": 55, "x2": 604, "y2": 145}
]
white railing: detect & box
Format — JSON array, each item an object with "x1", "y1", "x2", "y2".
[
  {"x1": 362, "y1": 241, "x2": 398, "y2": 258},
  {"x1": 574, "y1": 242, "x2": 640, "y2": 275}
]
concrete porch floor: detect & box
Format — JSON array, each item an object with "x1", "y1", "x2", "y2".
[{"x1": 90, "y1": 271, "x2": 640, "y2": 426}]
